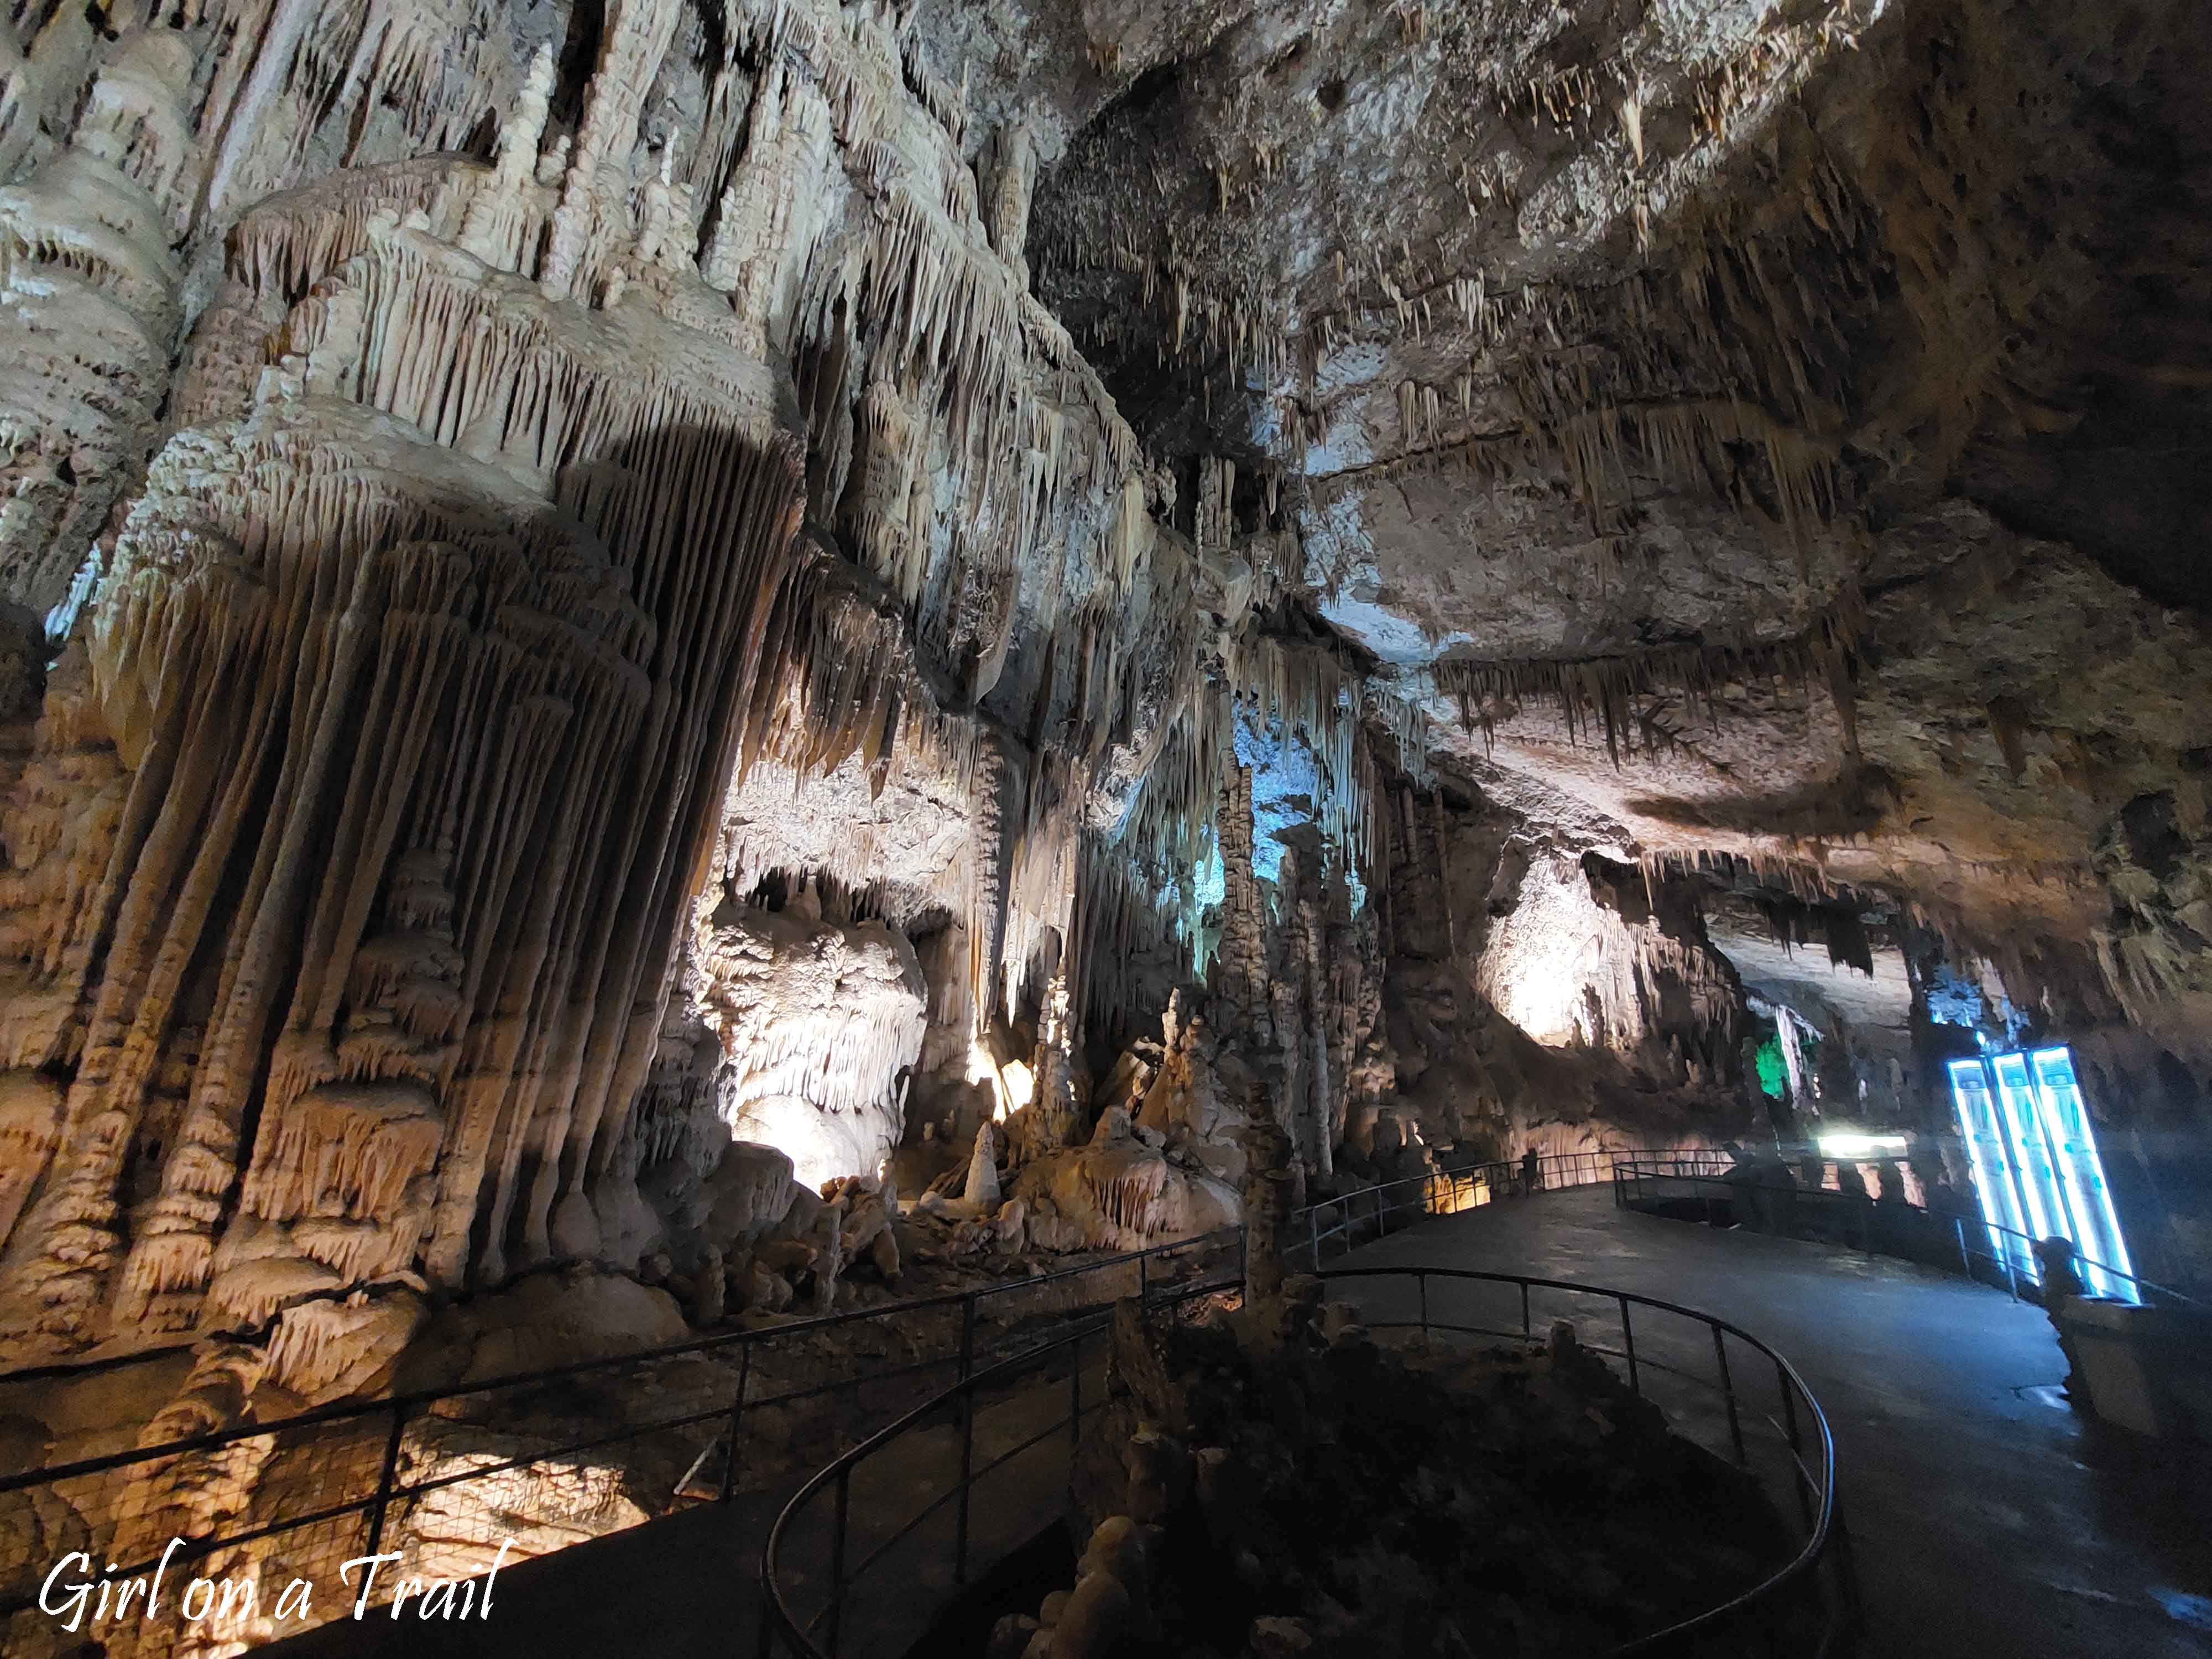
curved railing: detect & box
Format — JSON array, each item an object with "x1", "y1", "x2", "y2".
[
  {"x1": 1292, "y1": 1145, "x2": 1710, "y2": 1270},
  {"x1": 1319, "y1": 1265, "x2": 1853, "y2": 1655},
  {"x1": 1611, "y1": 1156, "x2": 2207, "y2": 1311},
  {"x1": 0, "y1": 1227, "x2": 1243, "y2": 1633},
  {"x1": 758, "y1": 1260, "x2": 1853, "y2": 1658},
  {"x1": 757, "y1": 1267, "x2": 1239, "y2": 1658}
]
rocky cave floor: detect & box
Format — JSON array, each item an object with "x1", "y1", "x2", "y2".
[{"x1": 992, "y1": 1286, "x2": 1795, "y2": 1659}]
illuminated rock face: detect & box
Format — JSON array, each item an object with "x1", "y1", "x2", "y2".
[
  {"x1": 0, "y1": 0, "x2": 1198, "y2": 1376},
  {"x1": 0, "y1": 0, "x2": 2209, "y2": 1580},
  {"x1": 696, "y1": 899, "x2": 928, "y2": 1191}
]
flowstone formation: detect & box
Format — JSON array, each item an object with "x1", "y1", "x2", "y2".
[
  {"x1": 0, "y1": 0, "x2": 2210, "y2": 1641},
  {"x1": 990, "y1": 1290, "x2": 1789, "y2": 1659}
]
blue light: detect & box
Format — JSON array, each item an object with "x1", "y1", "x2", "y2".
[
  {"x1": 1990, "y1": 1052, "x2": 2064, "y2": 1246},
  {"x1": 1948, "y1": 1047, "x2": 2138, "y2": 1304},
  {"x1": 2026, "y1": 1046, "x2": 2137, "y2": 1303},
  {"x1": 1948, "y1": 1057, "x2": 2036, "y2": 1279}
]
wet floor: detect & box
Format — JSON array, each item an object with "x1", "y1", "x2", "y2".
[
  {"x1": 1339, "y1": 1186, "x2": 2212, "y2": 1659},
  {"x1": 264, "y1": 1187, "x2": 2211, "y2": 1658}
]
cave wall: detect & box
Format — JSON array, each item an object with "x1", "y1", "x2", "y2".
[
  {"x1": 0, "y1": 0, "x2": 2204, "y2": 1489},
  {"x1": 0, "y1": 0, "x2": 1236, "y2": 1381},
  {"x1": 1, "y1": 4, "x2": 2209, "y2": 1649},
  {"x1": 1376, "y1": 782, "x2": 1759, "y2": 1162}
]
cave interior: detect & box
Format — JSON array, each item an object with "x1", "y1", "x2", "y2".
[{"x1": 2, "y1": 0, "x2": 2211, "y2": 1644}]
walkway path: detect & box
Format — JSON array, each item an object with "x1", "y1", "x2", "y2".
[
  {"x1": 263, "y1": 1339, "x2": 1106, "y2": 1659},
  {"x1": 264, "y1": 1186, "x2": 2212, "y2": 1659},
  {"x1": 1334, "y1": 1185, "x2": 2212, "y2": 1659}
]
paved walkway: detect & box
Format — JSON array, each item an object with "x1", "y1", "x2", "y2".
[
  {"x1": 1335, "y1": 1186, "x2": 2212, "y2": 1659},
  {"x1": 264, "y1": 1341, "x2": 1104, "y2": 1659},
  {"x1": 263, "y1": 1187, "x2": 2212, "y2": 1659}
]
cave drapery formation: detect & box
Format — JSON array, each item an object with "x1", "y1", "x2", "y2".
[{"x1": 3, "y1": 0, "x2": 2211, "y2": 1606}]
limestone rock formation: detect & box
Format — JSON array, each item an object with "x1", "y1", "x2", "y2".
[
  {"x1": 695, "y1": 895, "x2": 928, "y2": 1189},
  {"x1": 0, "y1": 0, "x2": 2209, "y2": 1635},
  {"x1": 1004, "y1": 1105, "x2": 1240, "y2": 1255},
  {"x1": 1035, "y1": 1293, "x2": 1789, "y2": 1657}
]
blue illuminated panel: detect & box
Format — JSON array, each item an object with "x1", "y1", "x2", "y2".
[
  {"x1": 2027, "y1": 1046, "x2": 2138, "y2": 1303},
  {"x1": 1949, "y1": 1047, "x2": 2139, "y2": 1303},
  {"x1": 1990, "y1": 1051, "x2": 2068, "y2": 1247},
  {"x1": 1948, "y1": 1057, "x2": 2037, "y2": 1278}
]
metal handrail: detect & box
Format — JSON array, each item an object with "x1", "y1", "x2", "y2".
[
  {"x1": 758, "y1": 1260, "x2": 1850, "y2": 1658},
  {"x1": 757, "y1": 1269, "x2": 1238, "y2": 1658},
  {"x1": 1610, "y1": 1158, "x2": 2207, "y2": 1311},
  {"x1": 1291, "y1": 1145, "x2": 1714, "y2": 1269},
  {"x1": 1319, "y1": 1265, "x2": 1849, "y2": 1655},
  {"x1": 0, "y1": 1224, "x2": 1243, "y2": 1624},
  {"x1": 0, "y1": 1226, "x2": 1242, "y2": 1498}
]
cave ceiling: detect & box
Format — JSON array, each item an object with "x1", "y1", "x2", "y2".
[
  {"x1": 898, "y1": 0, "x2": 2212, "y2": 964},
  {"x1": 1, "y1": 0, "x2": 2209, "y2": 1380}
]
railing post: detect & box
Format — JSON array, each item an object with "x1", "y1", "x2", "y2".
[
  {"x1": 1954, "y1": 1216, "x2": 1971, "y2": 1281},
  {"x1": 827, "y1": 1464, "x2": 851, "y2": 1657},
  {"x1": 1519, "y1": 1280, "x2": 1531, "y2": 1339},
  {"x1": 1713, "y1": 1326, "x2": 1745, "y2": 1465},
  {"x1": 2004, "y1": 1243, "x2": 2019, "y2": 1301},
  {"x1": 1418, "y1": 1270, "x2": 1429, "y2": 1335},
  {"x1": 363, "y1": 1399, "x2": 408, "y2": 1563},
  {"x1": 1309, "y1": 1204, "x2": 1321, "y2": 1270},
  {"x1": 955, "y1": 1291, "x2": 978, "y2": 1583},
  {"x1": 721, "y1": 1340, "x2": 754, "y2": 1503},
  {"x1": 1139, "y1": 1249, "x2": 1149, "y2": 1305},
  {"x1": 1070, "y1": 1326, "x2": 1083, "y2": 1455},
  {"x1": 1777, "y1": 1358, "x2": 1813, "y2": 1528},
  {"x1": 1619, "y1": 1297, "x2": 1640, "y2": 1394}
]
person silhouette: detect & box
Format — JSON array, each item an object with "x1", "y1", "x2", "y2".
[{"x1": 2032, "y1": 1235, "x2": 2089, "y2": 1401}]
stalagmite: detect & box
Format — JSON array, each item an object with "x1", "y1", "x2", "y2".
[{"x1": 964, "y1": 1119, "x2": 1001, "y2": 1207}]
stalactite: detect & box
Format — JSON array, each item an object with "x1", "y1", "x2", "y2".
[
  {"x1": 0, "y1": 143, "x2": 809, "y2": 1348},
  {"x1": 1433, "y1": 589, "x2": 1863, "y2": 769},
  {"x1": 1227, "y1": 634, "x2": 1388, "y2": 872},
  {"x1": 1196, "y1": 456, "x2": 1236, "y2": 552},
  {"x1": 984, "y1": 119, "x2": 1037, "y2": 289},
  {"x1": 540, "y1": 0, "x2": 682, "y2": 302},
  {"x1": 0, "y1": 43, "x2": 187, "y2": 617},
  {"x1": 1213, "y1": 759, "x2": 1270, "y2": 1030}
]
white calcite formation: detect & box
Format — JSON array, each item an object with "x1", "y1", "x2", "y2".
[
  {"x1": 0, "y1": 0, "x2": 1209, "y2": 1380},
  {"x1": 695, "y1": 895, "x2": 928, "y2": 1190}
]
